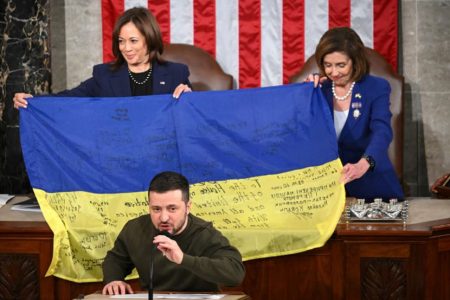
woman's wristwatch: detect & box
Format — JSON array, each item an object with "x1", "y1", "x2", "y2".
[{"x1": 362, "y1": 154, "x2": 375, "y2": 171}]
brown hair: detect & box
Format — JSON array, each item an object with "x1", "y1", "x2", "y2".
[
  {"x1": 111, "y1": 7, "x2": 164, "y2": 70},
  {"x1": 315, "y1": 27, "x2": 369, "y2": 82}
]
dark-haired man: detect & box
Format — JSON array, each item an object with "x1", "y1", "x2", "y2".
[{"x1": 102, "y1": 171, "x2": 245, "y2": 295}]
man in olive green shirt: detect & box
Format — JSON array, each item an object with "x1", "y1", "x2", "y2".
[{"x1": 102, "y1": 171, "x2": 245, "y2": 295}]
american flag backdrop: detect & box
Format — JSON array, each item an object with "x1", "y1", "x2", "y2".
[{"x1": 101, "y1": 0, "x2": 398, "y2": 88}]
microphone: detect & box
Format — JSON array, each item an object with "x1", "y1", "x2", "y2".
[
  {"x1": 159, "y1": 230, "x2": 172, "y2": 238},
  {"x1": 149, "y1": 230, "x2": 172, "y2": 300}
]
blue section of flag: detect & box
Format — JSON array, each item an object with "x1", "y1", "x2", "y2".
[{"x1": 20, "y1": 83, "x2": 337, "y2": 193}]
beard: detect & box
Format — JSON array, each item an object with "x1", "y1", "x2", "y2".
[{"x1": 159, "y1": 213, "x2": 188, "y2": 235}]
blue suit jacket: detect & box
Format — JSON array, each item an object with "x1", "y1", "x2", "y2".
[
  {"x1": 56, "y1": 60, "x2": 191, "y2": 97},
  {"x1": 321, "y1": 75, "x2": 404, "y2": 199}
]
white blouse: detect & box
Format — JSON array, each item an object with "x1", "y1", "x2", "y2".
[{"x1": 334, "y1": 109, "x2": 349, "y2": 139}]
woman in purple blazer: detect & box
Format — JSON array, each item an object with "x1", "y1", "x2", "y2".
[
  {"x1": 13, "y1": 7, "x2": 191, "y2": 108},
  {"x1": 307, "y1": 27, "x2": 404, "y2": 200}
]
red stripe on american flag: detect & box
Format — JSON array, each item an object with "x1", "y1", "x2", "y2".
[
  {"x1": 101, "y1": 1, "x2": 399, "y2": 86},
  {"x1": 373, "y1": 0, "x2": 398, "y2": 71},
  {"x1": 283, "y1": 0, "x2": 305, "y2": 84},
  {"x1": 239, "y1": 0, "x2": 261, "y2": 88},
  {"x1": 149, "y1": 0, "x2": 171, "y2": 44},
  {"x1": 194, "y1": 0, "x2": 216, "y2": 58},
  {"x1": 101, "y1": 0, "x2": 124, "y2": 63},
  {"x1": 329, "y1": 0, "x2": 351, "y2": 28}
]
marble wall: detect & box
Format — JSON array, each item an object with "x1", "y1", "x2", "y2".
[
  {"x1": 1, "y1": 0, "x2": 449, "y2": 196},
  {"x1": 50, "y1": 0, "x2": 102, "y2": 93},
  {"x1": 0, "y1": 0, "x2": 50, "y2": 193},
  {"x1": 401, "y1": 0, "x2": 450, "y2": 195}
]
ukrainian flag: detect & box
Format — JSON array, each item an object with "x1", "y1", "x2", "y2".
[{"x1": 20, "y1": 83, "x2": 345, "y2": 282}]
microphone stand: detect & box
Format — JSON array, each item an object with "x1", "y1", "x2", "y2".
[
  {"x1": 149, "y1": 240, "x2": 155, "y2": 300},
  {"x1": 149, "y1": 230, "x2": 172, "y2": 300}
]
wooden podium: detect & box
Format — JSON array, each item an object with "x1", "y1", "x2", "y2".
[
  {"x1": 1, "y1": 196, "x2": 449, "y2": 299},
  {"x1": 84, "y1": 292, "x2": 250, "y2": 299}
]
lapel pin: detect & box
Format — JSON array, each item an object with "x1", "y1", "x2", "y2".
[
  {"x1": 352, "y1": 102, "x2": 362, "y2": 119},
  {"x1": 160, "y1": 81, "x2": 166, "y2": 85}
]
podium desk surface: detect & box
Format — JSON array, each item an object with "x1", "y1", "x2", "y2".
[
  {"x1": 0, "y1": 195, "x2": 46, "y2": 222},
  {"x1": 83, "y1": 292, "x2": 250, "y2": 300},
  {"x1": 2, "y1": 196, "x2": 450, "y2": 225}
]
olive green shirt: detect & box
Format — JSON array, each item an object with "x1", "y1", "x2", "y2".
[{"x1": 102, "y1": 214, "x2": 245, "y2": 291}]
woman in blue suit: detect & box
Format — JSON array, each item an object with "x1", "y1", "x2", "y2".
[
  {"x1": 13, "y1": 7, "x2": 191, "y2": 108},
  {"x1": 307, "y1": 27, "x2": 404, "y2": 200}
]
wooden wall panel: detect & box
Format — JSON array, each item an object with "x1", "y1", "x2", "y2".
[
  {"x1": 237, "y1": 246, "x2": 334, "y2": 300},
  {"x1": 1, "y1": 217, "x2": 450, "y2": 299},
  {"x1": 438, "y1": 236, "x2": 450, "y2": 300},
  {"x1": 0, "y1": 237, "x2": 54, "y2": 299}
]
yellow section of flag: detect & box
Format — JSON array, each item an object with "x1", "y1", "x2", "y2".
[{"x1": 35, "y1": 159, "x2": 344, "y2": 282}]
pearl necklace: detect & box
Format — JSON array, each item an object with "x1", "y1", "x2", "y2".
[
  {"x1": 128, "y1": 67, "x2": 152, "y2": 85},
  {"x1": 332, "y1": 81, "x2": 355, "y2": 101}
]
